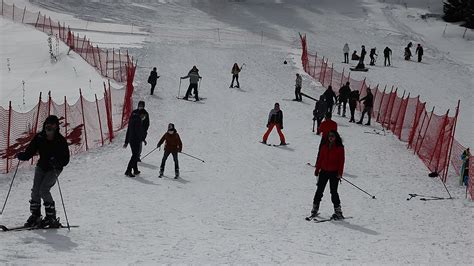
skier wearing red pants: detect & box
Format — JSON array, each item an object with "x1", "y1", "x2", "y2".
[{"x1": 262, "y1": 103, "x2": 286, "y2": 145}]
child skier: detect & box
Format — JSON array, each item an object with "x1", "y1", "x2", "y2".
[
  {"x1": 17, "y1": 115, "x2": 70, "y2": 228},
  {"x1": 147, "y1": 67, "x2": 159, "y2": 95},
  {"x1": 369, "y1": 48, "x2": 378, "y2": 66},
  {"x1": 157, "y1": 123, "x2": 182, "y2": 179},
  {"x1": 230, "y1": 63, "x2": 242, "y2": 88},
  {"x1": 262, "y1": 103, "x2": 286, "y2": 145}
]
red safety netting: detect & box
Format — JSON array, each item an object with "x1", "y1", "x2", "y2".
[
  {"x1": 0, "y1": 0, "x2": 136, "y2": 174},
  {"x1": 299, "y1": 34, "x2": 472, "y2": 199}
]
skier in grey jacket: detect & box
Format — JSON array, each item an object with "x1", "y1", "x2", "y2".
[
  {"x1": 295, "y1": 73, "x2": 303, "y2": 101},
  {"x1": 181, "y1": 66, "x2": 202, "y2": 101}
]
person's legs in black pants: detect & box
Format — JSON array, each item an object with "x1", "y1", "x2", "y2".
[
  {"x1": 366, "y1": 107, "x2": 372, "y2": 125},
  {"x1": 316, "y1": 117, "x2": 323, "y2": 134},
  {"x1": 313, "y1": 170, "x2": 330, "y2": 206},
  {"x1": 160, "y1": 151, "x2": 171, "y2": 173},
  {"x1": 126, "y1": 143, "x2": 140, "y2": 174},
  {"x1": 184, "y1": 84, "x2": 193, "y2": 99},
  {"x1": 358, "y1": 108, "x2": 367, "y2": 124},
  {"x1": 349, "y1": 105, "x2": 356, "y2": 122},
  {"x1": 230, "y1": 75, "x2": 236, "y2": 88},
  {"x1": 418, "y1": 54, "x2": 422, "y2": 62},
  {"x1": 192, "y1": 83, "x2": 199, "y2": 101},
  {"x1": 150, "y1": 83, "x2": 156, "y2": 95},
  {"x1": 327, "y1": 171, "x2": 341, "y2": 208},
  {"x1": 342, "y1": 101, "x2": 347, "y2": 116},
  {"x1": 235, "y1": 74, "x2": 239, "y2": 88},
  {"x1": 384, "y1": 57, "x2": 388, "y2": 66}
]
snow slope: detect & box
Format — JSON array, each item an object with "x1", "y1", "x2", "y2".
[{"x1": 0, "y1": 0, "x2": 472, "y2": 264}]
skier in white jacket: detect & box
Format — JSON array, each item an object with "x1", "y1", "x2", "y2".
[{"x1": 343, "y1": 43, "x2": 350, "y2": 63}]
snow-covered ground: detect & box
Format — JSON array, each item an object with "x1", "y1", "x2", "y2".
[{"x1": 0, "y1": 0, "x2": 472, "y2": 264}]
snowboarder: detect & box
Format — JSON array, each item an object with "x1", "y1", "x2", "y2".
[
  {"x1": 309, "y1": 130, "x2": 345, "y2": 220},
  {"x1": 338, "y1": 82, "x2": 351, "y2": 117},
  {"x1": 16, "y1": 115, "x2": 70, "y2": 228},
  {"x1": 318, "y1": 112, "x2": 338, "y2": 143},
  {"x1": 295, "y1": 73, "x2": 303, "y2": 102},
  {"x1": 383, "y1": 47, "x2": 392, "y2": 66},
  {"x1": 181, "y1": 66, "x2": 202, "y2": 101},
  {"x1": 351, "y1": 50, "x2": 360, "y2": 61},
  {"x1": 230, "y1": 63, "x2": 242, "y2": 88},
  {"x1": 357, "y1": 88, "x2": 374, "y2": 126},
  {"x1": 157, "y1": 123, "x2": 182, "y2": 179},
  {"x1": 131, "y1": 101, "x2": 150, "y2": 161},
  {"x1": 404, "y1": 42, "x2": 413, "y2": 60},
  {"x1": 355, "y1": 45, "x2": 367, "y2": 69},
  {"x1": 148, "y1": 67, "x2": 160, "y2": 95},
  {"x1": 313, "y1": 95, "x2": 328, "y2": 133},
  {"x1": 348, "y1": 90, "x2": 360, "y2": 123},
  {"x1": 262, "y1": 103, "x2": 286, "y2": 145},
  {"x1": 415, "y1": 44, "x2": 424, "y2": 63},
  {"x1": 124, "y1": 109, "x2": 147, "y2": 177},
  {"x1": 369, "y1": 48, "x2": 377, "y2": 66},
  {"x1": 343, "y1": 43, "x2": 350, "y2": 63},
  {"x1": 323, "y1": 86, "x2": 337, "y2": 114},
  {"x1": 460, "y1": 148, "x2": 470, "y2": 186}
]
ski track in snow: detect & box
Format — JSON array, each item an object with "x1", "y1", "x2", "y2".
[{"x1": 0, "y1": 0, "x2": 473, "y2": 264}]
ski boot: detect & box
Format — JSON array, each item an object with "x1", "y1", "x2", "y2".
[
  {"x1": 331, "y1": 206, "x2": 344, "y2": 220},
  {"x1": 133, "y1": 170, "x2": 141, "y2": 176},
  {"x1": 356, "y1": 121, "x2": 363, "y2": 125},
  {"x1": 24, "y1": 200, "x2": 42, "y2": 227},
  {"x1": 159, "y1": 169, "x2": 164, "y2": 178},
  {"x1": 41, "y1": 202, "x2": 61, "y2": 228},
  {"x1": 305, "y1": 204, "x2": 319, "y2": 221},
  {"x1": 175, "y1": 170, "x2": 180, "y2": 179},
  {"x1": 124, "y1": 171, "x2": 135, "y2": 178}
]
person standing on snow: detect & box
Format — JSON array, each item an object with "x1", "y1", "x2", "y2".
[
  {"x1": 338, "y1": 82, "x2": 351, "y2": 117},
  {"x1": 323, "y1": 86, "x2": 337, "y2": 114},
  {"x1": 131, "y1": 101, "x2": 150, "y2": 162},
  {"x1": 295, "y1": 73, "x2": 303, "y2": 102},
  {"x1": 369, "y1": 48, "x2": 378, "y2": 66},
  {"x1": 262, "y1": 103, "x2": 286, "y2": 145},
  {"x1": 460, "y1": 148, "x2": 470, "y2": 186},
  {"x1": 16, "y1": 115, "x2": 70, "y2": 228},
  {"x1": 357, "y1": 88, "x2": 374, "y2": 126},
  {"x1": 157, "y1": 123, "x2": 182, "y2": 179},
  {"x1": 383, "y1": 47, "x2": 392, "y2": 66},
  {"x1": 318, "y1": 112, "x2": 338, "y2": 144},
  {"x1": 348, "y1": 89, "x2": 360, "y2": 123},
  {"x1": 313, "y1": 95, "x2": 328, "y2": 133},
  {"x1": 356, "y1": 45, "x2": 367, "y2": 69},
  {"x1": 230, "y1": 63, "x2": 242, "y2": 88},
  {"x1": 404, "y1": 42, "x2": 413, "y2": 60},
  {"x1": 308, "y1": 130, "x2": 345, "y2": 220},
  {"x1": 343, "y1": 43, "x2": 350, "y2": 63},
  {"x1": 124, "y1": 109, "x2": 147, "y2": 177},
  {"x1": 415, "y1": 44, "x2": 424, "y2": 63},
  {"x1": 351, "y1": 50, "x2": 360, "y2": 61},
  {"x1": 148, "y1": 67, "x2": 160, "y2": 95},
  {"x1": 181, "y1": 66, "x2": 202, "y2": 101}
]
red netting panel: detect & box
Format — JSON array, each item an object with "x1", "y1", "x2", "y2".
[
  {"x1": 331, "y1": 69, "x2": 344, "y2": 92},
  {"x1": 393, "y1": 96, "x2": 409, "y2": 139},
  {"x1": 0, "y1": 106, "x2": 10, "y2": 173},
  {"x1": 82, "y1": 99, "x2": 103, "y2": 150},
  {"x1": 388, "y1": 93, "x2": 403, "y2": 132},
  {"x1": 416, "y1": 113, "x2": 450, "y2": 173},
  {"x1": 450, "y1": 139, "x2": 466, "y2": 176},
  {"x1": 65, "y1": 100, "x2": 87, "y2": 155}
]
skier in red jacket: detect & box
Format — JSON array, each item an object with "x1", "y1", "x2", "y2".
[
  {"x1": 318, "y1": 112, "x2": 338, "y2": 142},
  {"x1": 309, "y1": 130, "x2": 345, "y2": 220}
]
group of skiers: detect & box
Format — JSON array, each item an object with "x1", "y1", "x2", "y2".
[{"x1": 346, "y1": 42, "x2": 424, "y2": 69}]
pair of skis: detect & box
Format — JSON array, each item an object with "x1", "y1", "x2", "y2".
[
  {"x1": 1, "y1": 224, "x2": 79, "y2": 232},
  {"x1": 259, "y1": 141, "x2": 290, "y2": 147},
  {"x1": 305, "y1": 215, "x2": 353, "y2": 223}
]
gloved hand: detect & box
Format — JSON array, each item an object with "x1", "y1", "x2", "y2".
[
  {"x1": 266, "y1": 124, "x2": 269, "y2": 128},
  {"x1": 280, "y1": 125, "x2": 283, "y2": 130},
  {"x1": 314, "y1": 169, "x2": 320, "y2": 177},
  {"x1": 17, "y1": 152, "x2": 29, "y2": 161},
  {"x1": 180, "y1": 77, "x2": 184, "y2": 79},
  {"x1": 143, "y1": 140, "x2": 147, "y2": 146},
  {"x1": 157, "y1": 144, "x2": 161, "y2": 149},
  {"x1": 123, "y1": 143, "x2": 128, "y2": 148}
]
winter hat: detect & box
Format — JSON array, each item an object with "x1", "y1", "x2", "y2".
[
  {"x1": 43, "y1": 115, "x2": 60, "y2": 132},
  {"x1": 138, "y1": 101, "x2": 145, "y2": 108},
  {"x1": 167, "y1": 123, "x2": 176, "y2": 132}
]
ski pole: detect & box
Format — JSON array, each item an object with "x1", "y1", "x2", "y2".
[
  {"x1": 141, "y1": 146, "x2": 159, "y2": 160},
  {"x1": 54, "y1": 170, "x2": 70, "y2": 231},
  {"x1": 177, "y1": 79, "x2": 182, "y2": 98},
  {"x1": 341, "y1": 177, "x2": 376, "y2": 199},
  {"x1": 0, "y1": 161, "x2": 20, "y2": 215},
  {"x1": 180, "y1": 152, "x2": 205, "y2": 163}
]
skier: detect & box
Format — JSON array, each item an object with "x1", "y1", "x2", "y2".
[
  {"x1": 351, "y1": 50, "x2": 360, "y2": 61},
  {"x1": 157, "y1": 123, "x2": 182, "y2": 179},
  {"x1": 460, "y1": 148, "x2": 470, "y2": 186},
  {"x1": 357, "y1": 88, "x2": 374, "y2": 126},
  {"x1": 131, "y1": 101, "x2": 150, "y2": 161},
  {"x1": 16, "y1": 115, "x2": 70, "y2": 228},
  {"x1": 318, "y1": 112, "x2": 338, "y2": 143},
  {"x1": 343, "y1": 43, "x2": 350, "y2": 63},
  {"x1": 415, "y1": 44, "x2": 424, "y2": 63},
  {"x1": 323, "y1": 86, "x2": 337, "y2": 114},
  {"x1": 124, "y1": 109, "x2": 147, "y2": 177},
  {"x1": 348, "y1": 89, "x2": 360, "y2": 123},
  {"x1": 383, "y1": 46, "x2": 392, "y2": 66},
  {"x1": 230, "y1": 63, "x2": 241, "y2": 88},
  {"x1": 147, "y1": 67, "x2": 160, "y2": 95},
  {"x1": 181, "y1": 66, "x2": 202, "y2": 101},
  {"x1": 369, "y1": 48, "x2": 377, "y2": 66},
  {"x1": 66, "y1": 29, "x2": 74, "y2": 55},
  {"x1": 295, "y1": 73, "x2": 303, "y2": 102},
  {"x1": 309, "y1": 130, "x2": 345, "y2": 220},
  {"x1": 313, "y1": 95, "x2": 328, "y2": 134},
  {"x1": 262, "y1": 103, "x2": 286, "y2": 145},
  {"x1": 355, "y1": 45, "x2": 367, "y2": 69},
  {"x1": 337, "y1": 82, "x2": 351, "y2": 117},
  {"x1": 404, "y1": 42, "x2": 413, "y2": 60}
]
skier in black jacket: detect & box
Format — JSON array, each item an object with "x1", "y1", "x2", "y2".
[
  {"x1": 369, "y1": 48, "x2": 377, "y2": 66},
  {"x1": 124, "y1": 109, "x2": 147, "y2": 177},
  {"x1": 323, "y1": 86, "x2": 337, "y2": 114},
  {"x1": 17, "y1": 115, "x2": 70, "y2": 228},
  {"x1": 348, "y1": 90, "x2": 360, "y2": 123},
  {"x1": 147, "y1": 67, "x2": 159, "y2": 95},
  {"x1": 131, "y1": 101, "x2": 150, "y2": 161},
  {"x1": 337, "y1": 82, "x2": 351, "y2": 117},
  {"x1": 357, "y1": 89, "x2": 374, "y2": 126},
  {"x1": 415, "y1": 44, "x2": 423, "y2": 62},
  {"x1": 383, "y1": 47, "x2": 392, "y2": 66}
]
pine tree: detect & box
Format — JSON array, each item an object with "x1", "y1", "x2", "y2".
[
  {"x1": 461, "y1": 0, "x2": 474, "y2": 29},
  {"x1": 443, "y1": 0, "x2": 464, "y2": 22}
]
